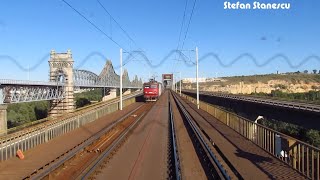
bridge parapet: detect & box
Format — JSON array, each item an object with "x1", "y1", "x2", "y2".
[
  {"x1": 0, "y1": 79, "x2": 64, "y2": 104},
  {"x1": 0, "y1": 79, "x2": 63, "y2": 86},
  {"x1": 181, "y1": 92, "x2": 320, "y2": 179}
]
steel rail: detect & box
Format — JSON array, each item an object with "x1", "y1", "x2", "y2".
[
  {"x1": 172, "y1": 92, "x2": 231, "y2": 180},
  {"x1": 79, "y1": 112, "x2": 146, "y2": 180},
  {"x1": 168, "y1": 95, "x2": 181, "y2": 180},
  {"x1": 25, "y1": 104, "x2": 144, "y2": 180}
]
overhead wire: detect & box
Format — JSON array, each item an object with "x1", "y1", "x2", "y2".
[
  {"x1": 173, "y1": 0, "x2": 198, "y2": 74},
  {"x1": 61, "y1": 0, "x2": 125, "y2": 50},
  {"x1": 96, "y1": 0, "x2": 149, "y2": 68},
  {"x1": 61, "y1": 0, "x2": 151, "y2": 82},
  {"x1": 96, "y1": 0, "x2": 139, "y2": 48},
  {"x1": 180, "y1": 0, "x2": 197, "y2": 50}
]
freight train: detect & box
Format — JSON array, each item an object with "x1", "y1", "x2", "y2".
[{"x1": 143, "y1": 79, "x2": 163, "y2": 101}]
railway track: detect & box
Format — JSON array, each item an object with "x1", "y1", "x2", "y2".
[
  {"x1": 184, "y1": 90, "x2": 320, "y2": 113},
  {"x1": 170, "y1": 91, "x2": 235, "y2": 180},
  {"x1": 0, "y1": 92, "x2": 142, "y2": 162},
  {"x1": 86, "y1": 91, "x2": 170, "y2": 179},
  {"x1": 22, "y1": 102, "x2": 154, "y2": 180},
  {"x1": 167, "y1": 95, "x2": 181, "y2": 180},
  {"x1": 16, "y1": 90, "x2": 243, "y2": 179},
  {"x1": 3, "y1": 91, "x2": 142, "y2": 140}
]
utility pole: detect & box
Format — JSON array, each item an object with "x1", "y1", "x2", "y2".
[
  {"x1": 174, "y1": 76, "x2": 176, "y2": 92},
  {"x1": 196, "y1": 47, "x2": 199, "y2": 109},
  {"x1": 179, "y1": 71, "x2": 182, "y2": 96},
  {"x1": 120, "y1": 48, "x2": 123, "y2": 110}
]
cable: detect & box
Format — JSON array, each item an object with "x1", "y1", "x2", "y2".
[
  {"x1": 61, "y1": 0, "x2": 125, "y2": 50},
  {"x1": 176, "y1": 0, "x2": 189, "y2": 51},
  {"x1": 174, "y1": 0, "x2": 198, "y2": 73},
  {"x1": 181, "y1": 0, "x2": 197, "y2": 50},
  {"x1": 61, "y1": 0, "x2": 149, "y2": 69},
  {"x1": 172, "y1": 0, "x2": 189, "y2": 73},
  {"x1": 96, "y1": 0, "x2": 147, "y2": 66},
  {"x1": 96, "y1": 0, "x2": 139, "y2": 48}
]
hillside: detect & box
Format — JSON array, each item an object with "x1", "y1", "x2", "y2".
[{"x1": 183, "y1": 73, "x2": 320, "y2": 94}]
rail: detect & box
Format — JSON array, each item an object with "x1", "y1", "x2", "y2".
[
  {"x1": 80, "y1": 111, "x2": 146, "y2": 180},
  {"x1": 181, "y1": 93, "x2": 320, "y2": 180},
  {"x1": 183, "y1": 90, "x2": 320, "y2": 113},
  {"x1": 0, "y1": 92, "x2": 142, "y2": 161},
  {"x1": 172, "y1": 92, "x2": 231, "y2": 180},
  {"x1": 27, "y1": 105, "x2": 144, "y2": 180},
  {"x1": 168, "y1": 95, "x2": 181, "y2": 180}
]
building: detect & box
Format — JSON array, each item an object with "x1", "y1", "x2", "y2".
[{"x1": 182, "y1": 77, "x2": 223, "y2": 83}]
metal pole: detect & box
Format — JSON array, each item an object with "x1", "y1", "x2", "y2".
[
  {"x1": 175, "y1": 76, "x2": 177, "y2": 93},
  {"x1": 172, "y1": 74, "x2": 174, "y2": 90},
  {"x1": 179, "y1": 72, "x2": 182, "y2": 96},
  {"x1": 120, "y1": 48, "x2": 123, "y2": 110},
  {"x1": 196, "y1": 47, "x2": 199, "y2": 109},
  {"x1": 175, "y1": 76, "x2": 177, "y2": 92}
]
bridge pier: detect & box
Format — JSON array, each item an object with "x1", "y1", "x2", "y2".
[
  {"x1": 0, "y1": 105, "x2": 7, "y2": 135},
  {"x1": 102, "y1": 88, "x2": 117, "y2": 101},
  {"x1": 48, "y1": 50, "x2": 75, "y2": 117}
]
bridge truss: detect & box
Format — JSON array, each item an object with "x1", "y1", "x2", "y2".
[
  {"x1": 0, "y1": 61, "x2": 142, "y2": 104},
  {"x1": 0, "y1": 80, "x2": 64, "y2": 104}
]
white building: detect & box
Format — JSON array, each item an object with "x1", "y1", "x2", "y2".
[{"x1": 182, "y1": 77, "x2": 224, "y2": 83}]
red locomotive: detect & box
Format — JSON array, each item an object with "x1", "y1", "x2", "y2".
[{"x1": 143, "y1": 79, "x2": 162, "y2": 101}]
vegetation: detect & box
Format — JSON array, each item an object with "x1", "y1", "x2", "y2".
[
  {"x1": 74, "y1": 89, "x2": 102, "y2": 102},
  {"x1": 74, "y1": 89, "x2": 103, "y2": 108},
  {"x1": 260, "y1": 118, "x2": 320, "y2": 148},
  {"x1": 249, "y1": 90, "x2": 320, "y2": 147},
  {"x1": 75, "y1": 98, "x2": 91, "y2": 108},
  {"x1": 223, "y1": 73, "x2": 320, "y2": 84},
  {"x1": 184, "y1": 73, "x2": 320, "y2": 88},
  {"x1": 7, "y1": 89, "x2": 103, "y2": 129},
  {"x1": 7, "y1": 101, "x2": 49, "y2": 128},
  {"x1": 250, "y1": 90, "x2": 320, "y2": 104}
]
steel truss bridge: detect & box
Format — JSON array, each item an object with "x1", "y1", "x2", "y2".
[{"x1": 0, "y1": 60, "x2": 142, "y2": 104}]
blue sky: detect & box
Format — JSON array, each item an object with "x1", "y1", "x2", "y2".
[{"x1": 0, "y1": 0, "x2": 320, "y2": 82}]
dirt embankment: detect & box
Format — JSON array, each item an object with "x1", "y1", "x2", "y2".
[{"x1": 183, "y1": 75, "x2": 320, "y2": 94}]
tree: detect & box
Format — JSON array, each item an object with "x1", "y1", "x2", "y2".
[
  {"x1": 304, "y1": 70, "x2": 308, "y2": 74},
  {"x1": 305, "y1": 130, "x2": 320, "y2": 147},
  {"x1": 7, "y1": 101, "x2": 49, "y2": 128},
  {"x1": 34, "y1": 101, "x2": 48, "y2": 120},
  {"x1": 76, "y1": 98, "x2": 91, "y2": 108},
  {"x1": 313, "y1": 69, "x2": 317, "y2": 74}
]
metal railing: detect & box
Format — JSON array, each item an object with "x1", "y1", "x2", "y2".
[
  {"x1": 0, "y1": 93, "x2": 139, "y2": 161},
  {"x1": 181, "y1": 93, "x2": 320, "y2": 180},
  {"x1": 183, "y1": 90, "x2": 320, "y2": 113},
  {"x1": 0, "y1": 79, "x2": 63, "y2": 86}
]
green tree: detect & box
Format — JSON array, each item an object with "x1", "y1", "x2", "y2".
[
  {"x1": 76, "y1": 98, "x2": 91, "y2": 108},
  {"x1": 305, "y1": 130, "x2": 320, "y2": 147}
]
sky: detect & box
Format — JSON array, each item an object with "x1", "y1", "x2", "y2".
[{"x1": 0, "y1": 0, "x2": 320, "y2": 82}]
